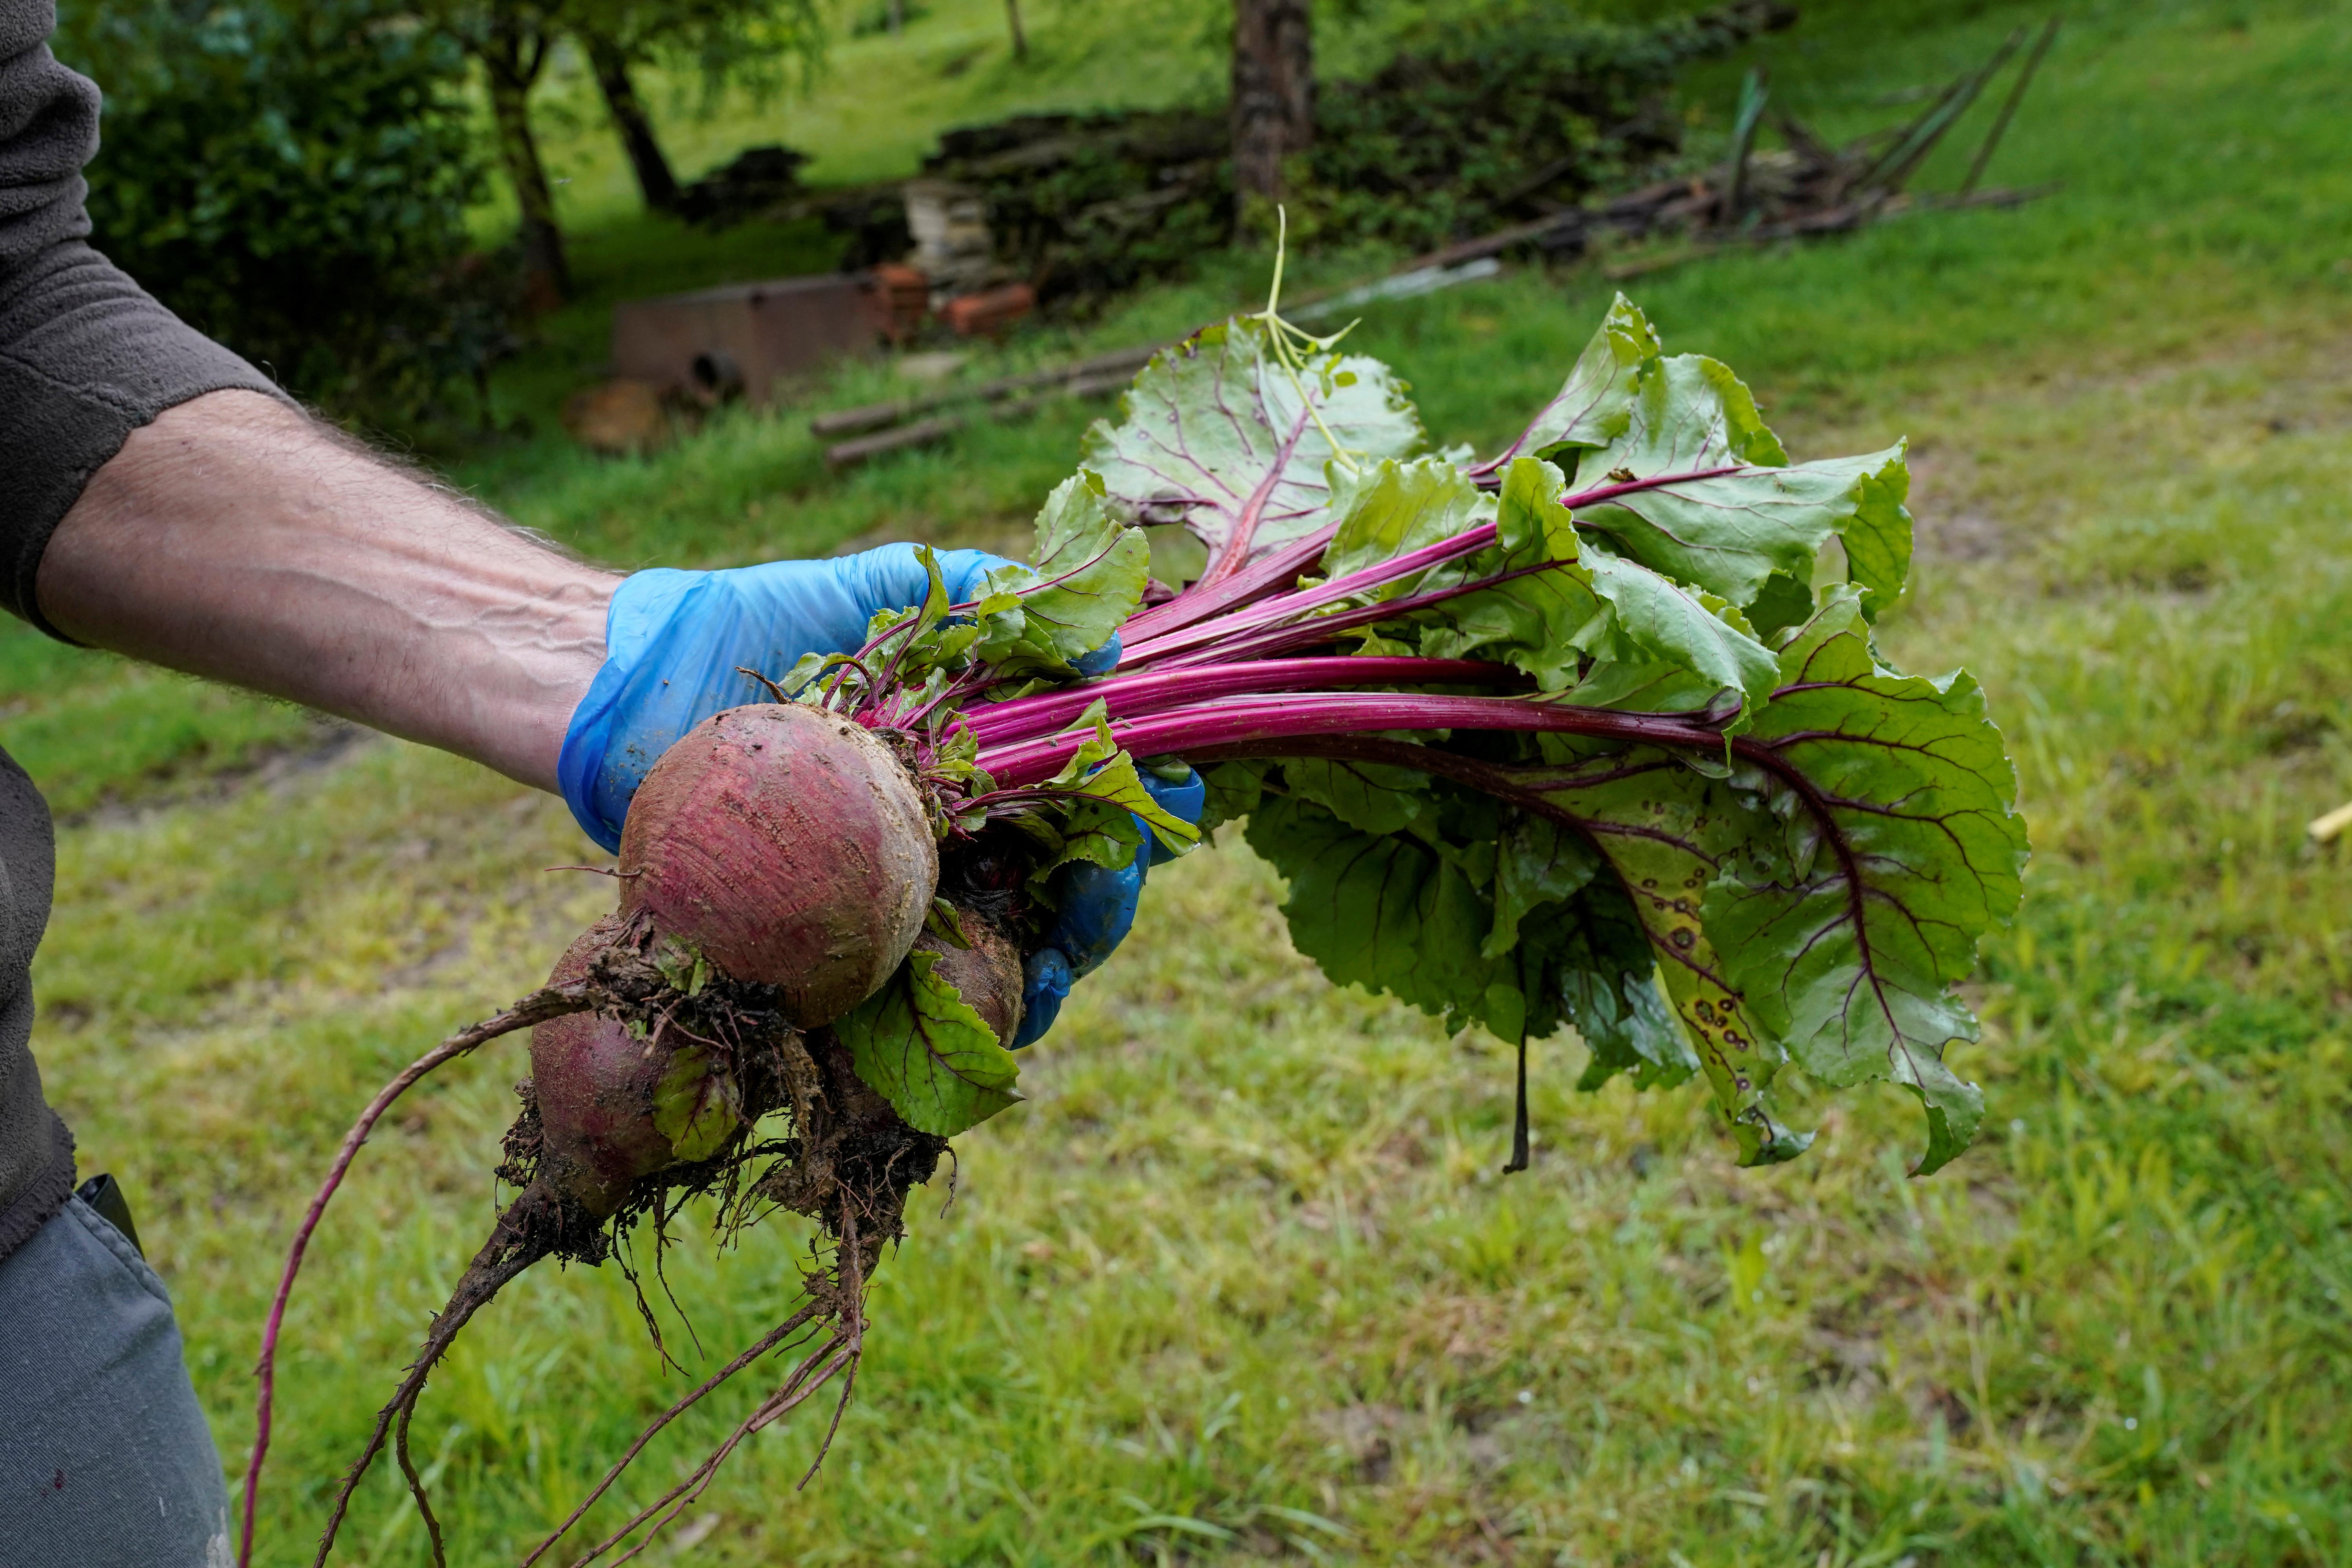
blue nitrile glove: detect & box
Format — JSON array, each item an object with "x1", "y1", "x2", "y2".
[
  {"x1": 557, "y1": 543, "x2": 1122, "y2": 851},
  {"x1": 1011, "y1": 764, "x2": 1206, "y2": 1049}
]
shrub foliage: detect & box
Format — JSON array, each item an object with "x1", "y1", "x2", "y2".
[{"x1": 54, "y1": 0, "x2": 510, "y2": 423}]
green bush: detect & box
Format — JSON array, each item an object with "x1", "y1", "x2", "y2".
[
  {"x1": 53, "y1": 0, "x2": 510, "y2": 425},
  {"x1": 1298, "y1": 0, "x2": 1797, "y2": 251}
]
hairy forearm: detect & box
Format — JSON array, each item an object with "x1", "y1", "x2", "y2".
[{"x1": 38, "y1": 390, "x2": 617, "y2": 791}]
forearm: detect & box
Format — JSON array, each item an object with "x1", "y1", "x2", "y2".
[{"x1": 36, "y1": 389, "x2": 617, "y2": 791}]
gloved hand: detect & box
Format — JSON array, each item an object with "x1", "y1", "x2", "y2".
[
  {"x1": 557, "y1": 543, "x2": 1118, "y2": 851},
  {"x1": 1010, "y1": 763, "x2": 1207, "y2": 1049}
]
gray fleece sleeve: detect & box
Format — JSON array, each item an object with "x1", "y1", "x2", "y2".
[{"x1": 0, "y1": 0, "x2": 286, "y2": 639}]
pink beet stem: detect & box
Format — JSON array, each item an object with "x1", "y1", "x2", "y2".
[
  {"x1": 1116, "y1": 464, "x2": 1748, "y2": 669},
  {"x1": 1120, "y1": 521, "x2": 1501, "y2": 666},
  {"x1": 974, "y1": 690, "x2": 1726, "y2": 785},
  {"x1": 1143, "y1": 560, "x2": 1573, "y2": 673},
  {"x1": 960, "y1": 656, "x2": 1513, "y2": 748},
  {"x1": 1118, "y1": 524, "x2": 1338, "y2": 644},
  {"x1": 1192, "y1": 402, "x2": 1314, "y2": 592}
]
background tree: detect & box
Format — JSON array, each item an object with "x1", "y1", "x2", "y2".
[
  {"x1": 1230, "y1": 0, "x2": 1312, "y2": 211},
  {"x1": 416, "y1": 0, "x2": 572, "y2": 302},
  {"x1": 583, "y1": 27, "x2": 680, "y2": 212},
  {"x1": 52, "y1": 0, "x2": 506, "y2": 422},
  {"x1": 569, "y1": 0, "x2": 826, "y2": 217}
]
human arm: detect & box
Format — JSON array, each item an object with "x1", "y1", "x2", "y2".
[
  {"x1": 36, "y1": 390, "x2": 1049, "y2": 815},
  {"x1": 37, "y1": 389, "x2": 616, "y2": 790}
]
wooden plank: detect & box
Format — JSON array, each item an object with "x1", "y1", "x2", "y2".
[
  {"x1": 822, "y1": 413, "x2": 971, "y2": 468},
  {"x1": 822, "y1": 365, "x2": 1142, "y2": 468}
]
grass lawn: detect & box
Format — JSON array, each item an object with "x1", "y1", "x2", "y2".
[{"x1": 9, "y1": 0, "x2": 2352, "y2": 1562}]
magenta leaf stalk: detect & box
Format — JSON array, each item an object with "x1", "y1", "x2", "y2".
[
  {"x1": 974, "y1": 691, "x2": 1728, "y2": 786},
  {"x1": 959, "y1": 656, "x2": 1515, "y2": 748}
]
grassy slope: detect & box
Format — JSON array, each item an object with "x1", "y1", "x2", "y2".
[{"x1": 15, "y1": 0, "x2": 2352, "y2": 1562}]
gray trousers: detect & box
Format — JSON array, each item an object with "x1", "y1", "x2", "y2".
[{"x1": 0, "y1": 1196, "x2": 230, "y2": 1566}]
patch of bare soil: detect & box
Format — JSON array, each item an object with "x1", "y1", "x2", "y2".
[{"x1": 62, "y1": 719, "x2": 376, "y2": 830}]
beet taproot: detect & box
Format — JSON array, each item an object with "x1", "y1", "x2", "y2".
[
  {"x1": 274, "y1": 701, "x2": 1024, "y2": 1568},
  {"x1": 305, "y1": 893, "x2": 1010, "y2": 1568},
  {"x1": 619, "y1": 703, "x2": 937, "y2": 1027},
  {"x1": 527, "y1": 915, "x2": 681, "y2": 1219}
]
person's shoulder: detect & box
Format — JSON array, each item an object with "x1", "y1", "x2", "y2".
[
  {"x1": 0, "y1": 0, "x2": 64, "y2": 64},
  {"x1": 0, "y1": 0, "x2": 99, "y2": 158}
]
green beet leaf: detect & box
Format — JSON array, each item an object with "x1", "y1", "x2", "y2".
[
  {"x1": 1703, "y1": 588, "x2": 2029, "y2": 1173},
  {"x1": 1245, "y1": 792, "x2": 1517, "y2": 1038},
  {"x1": 1579, "y1": 551, "x2": 1780, "y2": 719},
  {"x1": 1082, "y1": 319, "x2": 1425, "y2": 573},
  {"x1": 1279, "y1": 756, "x2": 1430, "y2": 836},
  {"x1": 1564, "y1": 343, "x2": 1916, "y2": 614},
  {"x1": 1197, "y1": 760, "x2": 1269, "y2": 833},
  {"x1": 1323, "y1": 457, "x2": 1493, "y2": 586},
  {"x1": 974, "y1": 474, "x2": 1151, "y2": 674},
  {"x1": 1412, "y1": 458, "x2": 1609, "y2": 690},
  {"x1": 942, "y1": 292, "x2": 2024, "y2": 1177},
  {"x1": 1032, "y1": 704, "x2": 1201, "y2": 856},
  {"x1": 1481, "y1": 292, "x2": 1659, "y2": 470},
  {"x1": 651, "y1": 1044, "x2": 744, "y2": 1164},
  {"x1": 840, "y1": 949, "x2": 1024, "y2": 1138},
  {"x1": 1544, "y1": 878, "x2": 1695, "y2": 1091},
  {"x1": 1029, "y1": 799, "x2": 1145, "y2": 884},
  {"x1": 1521, "y1": 757, "x2": 1812, "y2": 1165},
  {"x1": 1387, "y1": 456, "x2": 1777, "y2": 715},
  {"x1": 1485, "y1": 811, "x2": 1603, "y2": 956}
]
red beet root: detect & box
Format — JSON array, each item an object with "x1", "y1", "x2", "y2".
[
  {"x1": 912, "y1": 921, "x2": 1024, "y2": 1044},
  {"x1": 619, "y1": 703, "x2": 938, "y2": 1027},
  {"x1": 528, "y1": 916, "x2": 681, "y2": 1219},
  {"x1": 291, "y1": 709, "x2": 1003, "y2": 1568}
]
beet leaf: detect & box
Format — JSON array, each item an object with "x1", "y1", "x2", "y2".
[
  {"x1": 779, "y1": 293, "x2": 2026, "y2": 1174},
  {"x1": 836, "y1": 948, "x2": 1023, "y2": 1137}
]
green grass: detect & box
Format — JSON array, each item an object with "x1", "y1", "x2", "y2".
[
  {"x1": 14, "y1": 0, "x2": 2352, "y2": 1562},
  {"x1": 0, "y1": 638, "x2": 337, "y2": 821}
]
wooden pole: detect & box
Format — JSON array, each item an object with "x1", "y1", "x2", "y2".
[
  {"x1": 1961, "y1": 15, "x2": 2061, "y2": 195},
  {"x1": 1863, "y1": 26, "x2": 2024, "y2": 197},
  {"x1": 1724, "y1": 67, "x2": 1769, "y2": 223}
]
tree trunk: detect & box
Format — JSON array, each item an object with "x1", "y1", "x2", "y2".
[
  {"x1": 886, "y1": 0, "x2": 902, "y2": 34},
  {"x1": 584, "y1": 32, "x2": 680, "y2": 214},
  {"x1": 1003, "y1": 0, "x2": 1025, "y2": 61},
  {"x1": 1230, "y1": 0, "x2": 1313, "y2": 211},
  {"x1": 481, "y1": 24, "x2": 568, "y2": 303}
]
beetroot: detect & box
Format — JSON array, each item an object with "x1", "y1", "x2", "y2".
[
  {"x1": 281, "y1": 902, "x2": 1024, "y2": 1568},
  {"x1": 527, "y1": 915, "x2": 680, "y2": 1220},
  {"x1": 250, "y1": 705, "x2": 967, "y2": 1568},
  {"x1": 911, "y1": 920, "x2": 1025, "y2": 1044},
  {"x1": 619, "y1": 703, "x2": 937, "y2": 1026},
  {"x1": 252, "y1": 697, "x2": 1042, "y2": 1568}
]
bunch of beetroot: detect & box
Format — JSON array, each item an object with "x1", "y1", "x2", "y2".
[
  {"x1": 248, "y1": 292, "x2": 2025, "y2": 1565},
  {"x1": 250, "y1": 703, "x2": 983, "y2": 1568}
]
